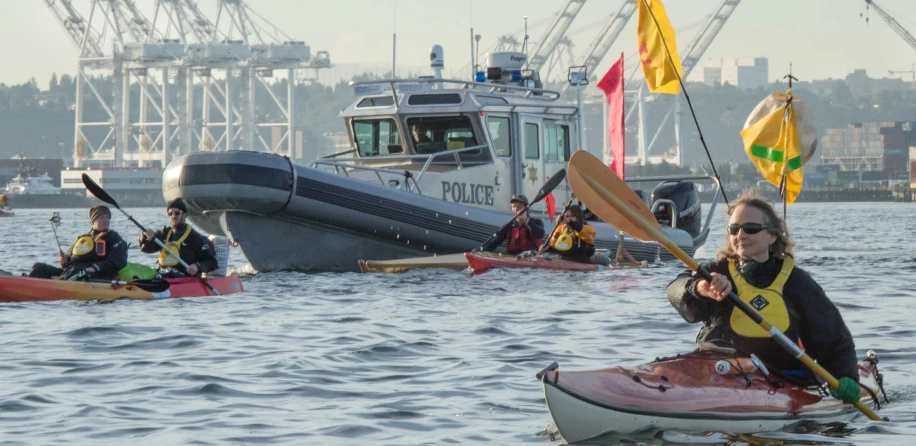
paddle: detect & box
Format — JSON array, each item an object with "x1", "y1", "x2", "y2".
[
  {"x1": 49, "y1": 211, "x2": 64, "y2": 255},
  {"x1": 478, "y1": 169, "x2": 567, "y2": 250},
  {"x1": 538, "y1": 194, "x2": 576, "y2": 253},
  {"x1": 566, "y1": 150, "x2": 883, "y2": 422},
  {"x1": 80, "y1": 174, "x2": 220, "y2": 296},
  {"x1": 88, "y1": 278, "x2": 171, "y2": 293}
]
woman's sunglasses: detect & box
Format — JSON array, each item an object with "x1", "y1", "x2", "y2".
[{"x1": 726, "y1": 223, "x2": 769, "y2": 235}]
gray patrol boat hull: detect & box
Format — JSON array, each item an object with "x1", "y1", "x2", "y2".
[{"x1": 162, "y1": 152, "x2": 707, "y2": 272}]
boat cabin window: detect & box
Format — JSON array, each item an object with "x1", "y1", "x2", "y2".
[
  {"x1": 545, "y1": 122, "x2": 570, "y2": 162},
  {"x1": 356, "y1": 96, "x2": 395, "y2": 108},
  {"x1": 407, "y1": 94, "x2": 462, "y2": 106},
  {"x1": 525, "y1": 123, "x2": 540, "y2": 160},
  {"x1": 487, "y1": 116, "x2": 511, "y2": 157},
  {"x1": 353, "y1": 118, "x2": 403, "y2": 157},
  {"x1": 406, "y1": 115, "x2": 479, "y2": 154}
]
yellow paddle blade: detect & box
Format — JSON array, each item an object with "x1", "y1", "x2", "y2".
[
  {"x1": 567, "y1": 151, "x2": 661, "y2": 242},
  {"x1": 568, "y1": 150, "x2": 700, "y2": 270}
]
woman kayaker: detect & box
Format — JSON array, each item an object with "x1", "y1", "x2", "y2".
[
  {"x1": 538, "y1": 204, "x2": 596, "y2": 263},
  {"x1": 666, "y1": 192, "x2": 861, "y2": 404}
]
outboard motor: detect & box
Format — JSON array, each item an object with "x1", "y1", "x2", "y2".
[{"x1": 650, "y1": 181, "x2": 702, "y2": 238}]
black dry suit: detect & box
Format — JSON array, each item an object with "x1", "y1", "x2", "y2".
[
  {"x1": 29, "y1": 229, "x2": 129, "y2": 280},
  {"x1": 666, "y1": 256, "x2": 859, "y2": 381},
  {"x1": 139, "y1": 224, "x2": 218, "y2": 277}
]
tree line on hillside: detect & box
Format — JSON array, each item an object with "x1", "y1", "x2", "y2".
[{"x1": 1, "y1": 72, "x2": 914, "y2": 162}]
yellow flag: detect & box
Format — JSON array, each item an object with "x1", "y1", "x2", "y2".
[
  {"x1": 637, "y1": 0, "x2": 683, "y2": 94},
  {"x1": 741, "y1": 97, "x2": 804, "y2": 205}
]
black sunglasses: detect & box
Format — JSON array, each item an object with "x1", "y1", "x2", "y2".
[
  {"x1": 168, "y1": 211, "x2": 184, "y2": 217},
  {"x1": 726, "y1": 223, "x2": 769, "y2": 235}
]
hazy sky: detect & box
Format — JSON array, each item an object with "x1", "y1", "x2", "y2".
[{"x1": 4, "y1": 0, "x2": 916, "y2": 87}]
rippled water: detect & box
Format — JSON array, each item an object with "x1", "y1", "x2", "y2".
[{"x1": 1, "y1": 203, "x2": 915, "y2": 445}]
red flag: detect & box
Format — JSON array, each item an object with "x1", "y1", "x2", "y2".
[
  {"x1": 544, "y1": 191, "x2": 556, "y2": 222},
  {"x1": 596, "y1": 53, "x2": 625, "y2": 180}
]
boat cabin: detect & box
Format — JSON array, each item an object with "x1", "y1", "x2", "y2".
[{"x1": 311, "y1": 55, "x2": 582, "y2": 215}]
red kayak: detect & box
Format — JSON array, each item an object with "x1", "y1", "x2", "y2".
[
  {"x1": 464, "y1": 251, "x2": 606, "y2": 274},
  {"x1": 0, "y1": 274, "x2": 244, "y2": 303},
  {"x1": 538, "y1": 348, "x2": 886, "y2": 443}
]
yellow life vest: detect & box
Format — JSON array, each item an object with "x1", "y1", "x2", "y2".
[
  {"x1": 728, "y1": 258, "x2": 795, "y2": 338},
  {"x1": 549, "y1": 223, "x2": 595, "y2": 252},
  {"x1": 158, "y1": 225, "x2": 192, "y2": 267},
  {"x1": 72, "y1": 232, "x2": 107, "y2": 257},
  {"x1": 549, "y1": 224, "x2": 577, "y2": 252}
]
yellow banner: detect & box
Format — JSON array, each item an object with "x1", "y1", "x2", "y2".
[
  {"x1": 637, "y1": 0, "x2": 683, "y2": 94},
  {"x1": 741, "y1": 97, "x2": 804, "y2": 205}
]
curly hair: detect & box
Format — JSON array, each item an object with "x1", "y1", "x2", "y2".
[{"x1": 717, "y1": 191, "x2": 795, "y2": 261}]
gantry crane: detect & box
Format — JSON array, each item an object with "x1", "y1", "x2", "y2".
[
  {"x1": 889, "y1": 63, "x2": 916, "y2": 89},
  {"x1": 630, "y1": 0, "x2": 742, "y2": 166},
  {"x1": 527, "y1": 0, "x2": 587, "y2": 74},
  {"x1": 562, "y1": 0, "x2": 637, "y2": 93},
  {"x1": 864, "y1": 0, "x2": 916, "y2": 52}
]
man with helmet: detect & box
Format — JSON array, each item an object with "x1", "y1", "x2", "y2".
[{"x1": 479, "y1": 194, "x2": 546, "y2": 255}]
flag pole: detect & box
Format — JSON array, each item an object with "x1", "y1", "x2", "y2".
[
  {"x1": 781, "y1": 65, "x2": 798, "y2": 220},
  {"x1": 640, "y1": 0, "x2": 729, "y2": 205}
]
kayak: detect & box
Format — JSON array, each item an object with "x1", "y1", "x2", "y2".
[
  {"x1": 358, "y1": 252, "x2": 519, "y2": 273},
  {"x1": 465, "y1": 251, "x2": 647, "y2": 274},
  {"x1": 0, "y1": 208, "x2": 14, "y2": 217},
  {"x1": 538, "y1": 348, "x2": 886, "y2": 443},
  {"x1": 0, "y1": 274, "x2": 244, "y2": 303}
]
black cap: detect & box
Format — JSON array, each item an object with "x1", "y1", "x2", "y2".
[
  {"x1": 510, "y1": 194, "x2": 529, "y2": 206},
  {"x1": 167, "y1": 198, "x2": 187, "y2": 213}
]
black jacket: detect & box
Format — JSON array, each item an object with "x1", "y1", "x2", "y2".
[
  {"x1": 666, "y1": 257, "x2": 858, "y2": 381},
  {"x1": 480, "y1": 217, "x2": 545, "y2": 253},
  {"x1": 139, "y1": 224, "x2": 218, "y2": 276},
  {"x1": 65, "y1": 229, "x2": 129, "y2": 280}
]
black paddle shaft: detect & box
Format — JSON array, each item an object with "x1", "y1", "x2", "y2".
[{"x1": 81, "y1": 174, "x2": 221, "y2": 296}]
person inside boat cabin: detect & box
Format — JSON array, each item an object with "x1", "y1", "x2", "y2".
[
  {"x1": 28, "y1": 205, "x2": 129, "y2": 281},
  {"x1": 666, "y1": 192, "x2": 861, "y2": 404},
  {"x1": 411, "y1": 123, "x2": 432, "y2": 144},
  {"x1": 538, "y1": 204, "x2": 597, "y2": 263},
  {"x1": 139, "y1": 198, "x2": 218, "y2": 278},
  {"x1": 479, "y1": 194, "x2": 546, "y2": 255}
]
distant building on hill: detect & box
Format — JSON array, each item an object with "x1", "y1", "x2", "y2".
[{"x1": 691, "y1": 57, "x2": 768, "y2": 90}]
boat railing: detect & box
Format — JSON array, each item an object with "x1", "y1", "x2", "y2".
[
  {"x1": 308, "y1": 144, "x2": 490, "y2": 194},
  {"x1": 349, "y1": 78, "x2": 563, "y2": 101}
]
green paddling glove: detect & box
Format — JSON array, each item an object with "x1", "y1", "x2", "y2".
[{"x1": 829, "y1": 377, "x2": 861, "y2": 404}]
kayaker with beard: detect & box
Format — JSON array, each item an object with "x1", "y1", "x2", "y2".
[
  {"x1": 28, "y1": 205, "x2": 128, "y2": 281},
  {"x1": 666, "y1": 192, "x2": 860, "y2": 404},
  {"x1": 537, "y1": 204, "x2": 596, "y2": 263},
  {"x1": 139, "y1": 198, "x2": 218, "y2": 278},
  {"x1": 479, "y1": 194, "x2": 545, "y2": 255}
]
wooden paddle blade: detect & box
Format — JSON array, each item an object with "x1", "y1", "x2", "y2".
[
  {"x1": 532, "y1": 168, "x2": 566, "y2": 204},
  {"x1": 567, "y1": 151, "x2": 661, "y2": 242},
  {"x1": 81, "y1": 173, "x2": 119, "y2": 208}
]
